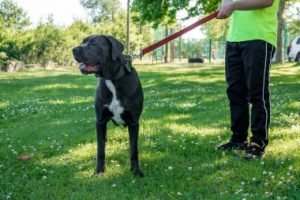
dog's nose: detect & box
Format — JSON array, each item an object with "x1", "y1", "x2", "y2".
[{"x1": 72, "y1": 47, "x2": 79, "y2": 55}]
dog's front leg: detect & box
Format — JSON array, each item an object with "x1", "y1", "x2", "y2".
[
  {"x1": 95, "y1": 121, "x2": 107, "y2": 175},
  {"x1": 128, "y1": 123, "x2": 144, "y2": 177}
]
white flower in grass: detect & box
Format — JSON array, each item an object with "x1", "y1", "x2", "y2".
[
  {"x1": 278, "y1": 181, "x2": 283, "y2": 185},
  {"x1": 241, "y1": 181, "x2": 245, "y2": 185},
  {"x1": 42, "y1": 176, "x2": 47, "y2": 180},
  {"x1": 263, "y1": 171, "x2": 267, "y2": 175},
  {"x1": 131, "y1": 180, "x2": 136, "y2": 183},
  {"x1": 177, "y1": 192, "x2": 182, "y2": 196},
  {"x1": 235, "y1": 188, "x2": 243, "y2": 194},
  {"x1": 78, "y1": 166, "x2": 82, "y2": 170},
  {"x1": 271, "y1": 175, "x2": 275, "y2": 179},
  {"x1": 43, "y1": 168, "x2": 47, "y2": 172},
  {"x1": 261, "y1": 161, "x2": 265, "y2": 165},
  {"x1": 112, "y1": 184, "x2": 116, "y2": 187},
  {"x1": 242, "y1": 198, "x2": 246, "y2": 200},
  {"x1": 288, "y1": 166, "x2": 293, "y2": 170},
  {"x1": 287, "y1": 172, "x2": 290, "y2": 176},
  {"x1": 264, "y1": 182, "x2": 269, "y2": 186},
  {"x1": 168, "y1": 166, "x2": 173, "y2": 170},
  {"x1": 243, "y1": 193, "x2": 249, "y2": 197},
  {"x1": 188, "y1": 167, "x2": 193, "y2": 171}
]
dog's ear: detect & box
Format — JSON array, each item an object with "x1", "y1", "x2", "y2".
[{"x1": 106, "y1": 36, "x2": 124, "y2": 61}]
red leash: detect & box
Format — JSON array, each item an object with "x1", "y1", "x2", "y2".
[{"x1": 139, "y1": 11, "x2": 218, "y2": 56}]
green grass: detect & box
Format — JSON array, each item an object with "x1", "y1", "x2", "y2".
[{"x1": 0, "y1": 63, "x2": 299, "y2": 200}]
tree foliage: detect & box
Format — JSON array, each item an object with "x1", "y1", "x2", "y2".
[
  {"x1": 132, "y1": 0, "x2": 219, "y2": 27},
  {"x1": 0, "y1": 0, "x2": 30, "y2": 65},
  {"x1": 285, "y1": 3, "x2": 300, "y2": 38},
  {"x1": 0, "y1": 0, "x2": 30, "y2": 31},
  {"x1": 80, "y1": 0, "x2": 122, "y2": 22},
  {"x1": 0, "y1": 3, "x2": 152, "y2": 66}
]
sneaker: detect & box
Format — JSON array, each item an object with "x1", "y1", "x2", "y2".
[
  {"x1": 216, "y1": 141, "x2": 248, "y2": 151},
  {"x1": 244, "y1": 142, "x2": 264, "y2": 160}
]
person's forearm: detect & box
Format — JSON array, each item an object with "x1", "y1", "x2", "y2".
[
  {"x1": 232, "y1": 0, "x2": 274, "y2": 10},
  {"x1": 217, "y1": 0, "x2": 274, "y2": 19}
]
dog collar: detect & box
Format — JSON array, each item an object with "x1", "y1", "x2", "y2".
[
  {"x1": 95, "y1": 55, "x2": 132, "y2": 80},
  {"x1": 111, "y1": 55, "x2": 133, "y2": 80}
]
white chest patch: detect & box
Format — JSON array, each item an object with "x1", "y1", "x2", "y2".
[{"x1": 105, "y1": 80, "x2": 125, "y2": 125}]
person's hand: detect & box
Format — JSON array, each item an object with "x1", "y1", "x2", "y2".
[{"x1": 217, "y1": 2, "x2": 236, "y2": 19}]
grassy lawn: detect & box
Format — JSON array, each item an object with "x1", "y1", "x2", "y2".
[{"x1": 0, "y1": 62, "x2": 299, "y2": 200}]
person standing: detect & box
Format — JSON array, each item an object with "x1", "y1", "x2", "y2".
[{"x1": 216, "y1": 0, "x2": 279, "y2": 159}]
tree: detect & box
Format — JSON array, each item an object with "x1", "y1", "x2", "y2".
[
  {"x1": 0, "y1": 0, "x2": 30, "y2": 66},
  {"x1": 274, "y1": 0, "x2": 299, "y2": 63},
  {"x1": 80, "y1": 0, "x2": 122, "y2": 22},
  {"x1": 131, "y1": 0, "x2": 220, "y2": 62},
  {"x1": 286, "y1": 3, "x2": 300, "y2": 37},
  {"x1": 275, "y1": 0, "x2": 286, "y2": 63},
  {"x1": 201, "y1": 18, "x2": 230, "y2": 40},
  {"x1": 0, "y1": 0, "x2": 30, "y2": 31},
  {"x1": 132, "y1": 0, "x2": 219, "y2": 27}
]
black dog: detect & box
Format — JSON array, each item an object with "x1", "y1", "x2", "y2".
[{"x1": 72, "y1": 35, "x2": 144, "y2": 177}]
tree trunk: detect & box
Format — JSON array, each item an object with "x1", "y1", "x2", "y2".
[
  {"x1": 170, "y1": 28, "x2": 175, "y2": 62},
  {"x1": 275, "y1": 0, "x2": 286, "y2": 63},
  {"x1": 126, "y1": 0, "x2": 130, "y2": 54},
  {"x1": 164, "y1": 26, "x2": 168, "y2": 63}
]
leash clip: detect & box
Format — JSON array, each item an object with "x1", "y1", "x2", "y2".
[{"x1": 130, "y1": 51, "x2": 142, "y2": 60}]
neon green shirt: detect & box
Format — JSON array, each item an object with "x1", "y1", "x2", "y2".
[{"x1": 227, "y1": 0, "x2": 279, "y2": 47}]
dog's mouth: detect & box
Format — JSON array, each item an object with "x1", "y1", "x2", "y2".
[{"x1": 78, "y1": 63, "x2": 100, "y2": 74}]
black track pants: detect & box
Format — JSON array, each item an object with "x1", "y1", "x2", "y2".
[{"x1": 225, "y1": 40, "x2": 275, "y2": 147}]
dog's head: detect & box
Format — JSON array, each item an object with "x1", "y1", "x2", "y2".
[{"x1": 72, "y1": 35, "x2": 124, "y2": 78}]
